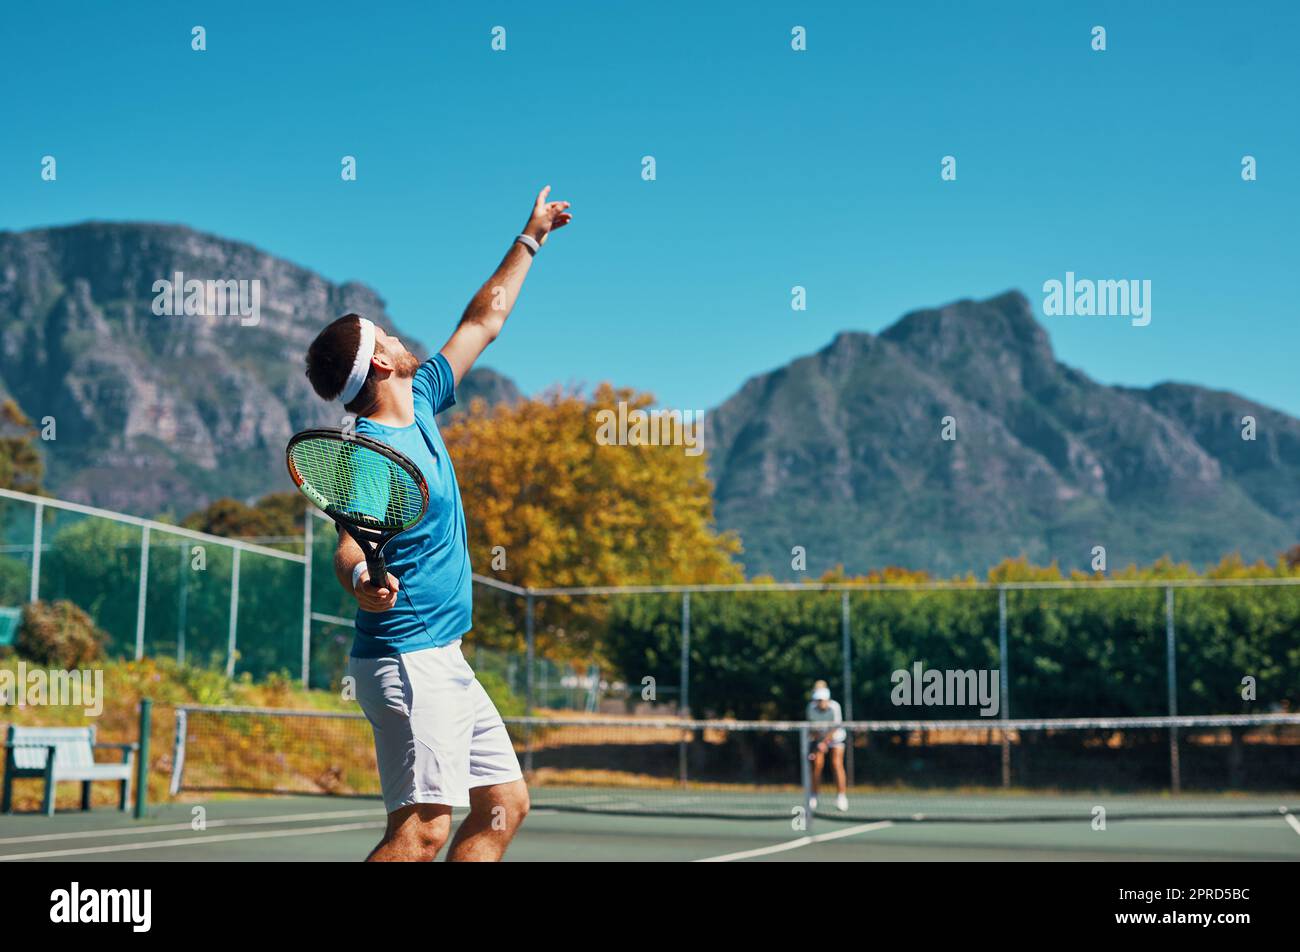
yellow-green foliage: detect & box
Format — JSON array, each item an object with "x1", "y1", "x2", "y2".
[{"x1": 0, "y1": 654, "x2": 521, "y2": 812}]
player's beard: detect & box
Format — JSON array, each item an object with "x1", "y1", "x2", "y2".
[{"x1": 392, "y1": 349, "x2": 420, "y2": 378}]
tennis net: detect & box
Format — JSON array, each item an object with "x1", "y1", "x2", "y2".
[{"x1": 169, "y1": 706, "x2": 1300, "y2": 823}]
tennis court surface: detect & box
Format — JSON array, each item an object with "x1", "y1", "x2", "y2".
[
  {"x1": 2, "y1": 794, "x2": 1298, "y2": 862},
  {"x1": 2, "y1": 705, "x2": 1297, "y2": 861}
]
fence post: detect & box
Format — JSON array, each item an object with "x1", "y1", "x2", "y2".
[
  {"x1": 679, "y1": 591, "x2": 691, "y2": 785},
  {"x1": 840, "y1": 590, "x2": 854, "y2": 786},
  {"x1": 177, "y1": 543, "x2": 188, "y2": 665},
  {"x1": 134, "y1": 698, "x2": 151, "y2": 819},
  {"x1": 29, "y1": 501, "x2": 43, "y2": 603},
  {"x1": 300, "y1": 512, "x2": 313, "y2": 688},
  {"x1": 225, "y1": 548, "x2": 241, "y2": 677},
  {"x1": 998, "y1": 585, "x2": 1010, "y2": 788},
  {"x1": 1166, "y1": 585, "x2": 1180, "y2": 794},
  {"x1": 680, "y1": 591, "x2": 691, "y2": 716},
  {"x1": 525, "y1": 591, "x2": 536, "y2": 714},
  {"x1": 524, "y1": 590, "x2": 535, "y2": 773},
  {"x1": 135, "y1": 526, "x2": 150, "y2": 660}
]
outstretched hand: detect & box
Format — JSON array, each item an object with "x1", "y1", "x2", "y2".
[{"x1": 523, "y1": 185, "x2": 572, "y2": 247}]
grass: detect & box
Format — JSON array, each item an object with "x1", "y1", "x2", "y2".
[{"x1": 0, "y1": 652, "x2": 521, "y2": 813}]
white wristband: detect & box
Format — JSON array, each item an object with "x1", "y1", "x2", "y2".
[
  {"x1": 352, "y1": 562, "x2": 368, "y2": 591},
  {"x1": 515, "y1": 233, "x2": 540, "y2": 254}
]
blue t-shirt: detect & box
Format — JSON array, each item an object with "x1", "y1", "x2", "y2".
[{"x1": 350, "y1": 353, "x2": 473, "y2": 657}]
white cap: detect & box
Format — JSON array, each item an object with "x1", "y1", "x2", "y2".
[{"x1": 812, "y1": 687, "x2": 831, "y2": 701}]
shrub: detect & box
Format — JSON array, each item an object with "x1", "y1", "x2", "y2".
[
  {"x1": 15, "y1": 599, "x2": 108, "y2": 668},
  {"x1": 475, "y1": 668, "x2": 525, "y2": 718}
]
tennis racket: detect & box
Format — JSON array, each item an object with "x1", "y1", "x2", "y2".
[{"x1": 286, "y1": 427, "x2": 429, "y2": 590}]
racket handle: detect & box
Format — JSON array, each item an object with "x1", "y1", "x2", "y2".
[{"x1": 366, "y1": 554, "x2": 390, "y2": 591}]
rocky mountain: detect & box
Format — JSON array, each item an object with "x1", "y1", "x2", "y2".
[
  {"x1": 445, "y1": 365, "x2": 522, "y2": 419},
  {"x1": 0, "y1": 222, "x2": 518, "y2": 516},
  {"x1": 3, "y1": 224, "x2": 1292, "y2": 577},
  {"x1": 706, "y1": 291, "x2": 1300, "y2": 577}
]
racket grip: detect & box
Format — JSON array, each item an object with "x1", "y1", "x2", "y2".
[{"x1": 366, "y1": 554, "x2": 390, "y2": 591}]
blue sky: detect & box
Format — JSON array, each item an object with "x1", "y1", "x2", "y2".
[{"x1": 3, "y1": 1, "x2": 1297, "y2": 415}]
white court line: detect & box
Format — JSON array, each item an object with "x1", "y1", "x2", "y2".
[
  {"x1": 1284, "y1": 814, "x2": 1300, "y2": 837},
  {"x1": 696, "y1": 836, "x2": 812, "y2": 862},
  {"x1": 807, "y1": 820, "x2": 895, "y2": 843},
  {"x1": 0, "y1": 820, "x2": 385, "y2": 861},
  {"x1": 0, "y1": 808, "x2": 384, "y2": 846},
  {"x1": 696, "y1": 820, "x2": 894, "y2": 862},
  {"x1": 1116, "y1": 817, "x2": 1295, "y2": 827}
]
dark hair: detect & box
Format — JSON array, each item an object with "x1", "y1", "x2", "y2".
[{"x1": 305, "y1": 314, "x2": 378, "y2": 413}]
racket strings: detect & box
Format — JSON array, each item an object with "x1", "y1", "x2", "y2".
[{"x1": 290, "y1": 437, "x2": 424, "y2": 529}]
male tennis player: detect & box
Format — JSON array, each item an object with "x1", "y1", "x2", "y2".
[
  {"x1": 304, "y1": 186, "x2": 571, "y2": 861},
  {"x1": 807, "y1": 680, "x2": 849, "y2": 812}
]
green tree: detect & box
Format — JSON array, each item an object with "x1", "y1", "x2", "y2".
[
  {"x1": 602, "y1": 558, "x2": 1300, "y2": 721},
  {"x1": 182, "y1": 492, "x2": 305, "y2": 543}
]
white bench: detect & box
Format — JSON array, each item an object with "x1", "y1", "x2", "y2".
[{"x1": 2, "y1": 725, "x2": 136, "y2": 816}]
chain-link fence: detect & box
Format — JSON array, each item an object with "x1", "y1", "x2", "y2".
[
  {"x1": 5, "y1": 488, "x2": 1298, "y2": 738},
  {"x1": 0, "y1": 488, "x2": 307, "y2": 680},
  {"x1": 504, "y1": 579, "x2": 1300, "y2": 728}
]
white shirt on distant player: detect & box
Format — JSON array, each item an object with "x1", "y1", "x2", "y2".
[{"x1": 806, "y1": 699, "x2": 847, "y2": 746}]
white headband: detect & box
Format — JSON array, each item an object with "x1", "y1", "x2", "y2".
[{"x1": 337, "y1": 317, "x2": 376, "y2": 405}]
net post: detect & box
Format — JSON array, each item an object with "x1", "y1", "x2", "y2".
[
  {"x1": 28, "y1": 500, "x2": 43, "y2": 603},
  {"x1": 840, "y1": 590, "x2": 854, "y2": 787},
  {"x1": 998, "y1": 585, "x2": 1010, "y2": 788},
  {"x1": 133, "y1": 698, "x2": 151, "y2": 819},
  {"x1": 1165, "y1": 585, "x2": 1180, "y2": 794},
  {"x1": 168, "y1": 707, "x2": 187, "y2": 796},
  {"x1": 135, "y1": 525, "x2": 150, "y2": 660},
  {"x1": 800, "y1": 724, "x2": 814, "y2": 835},
  {"x1": 226, "y1": 548, "x2": 241, "y2": 678},
  {"x1": 300, "y1": 510, "x2": 313, "y2": 688},
  {"x1": 524, "y1": 590, "x2": 535, "y2": 774}
]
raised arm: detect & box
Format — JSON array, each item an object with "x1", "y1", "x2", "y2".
[{"x1": 439, "y1": 185, "x2": 572, "y2": 385}]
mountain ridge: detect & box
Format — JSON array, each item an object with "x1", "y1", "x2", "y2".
[
  {"x1": 1, "y1": 222, "x2": 1293, "y2": 576},
  {"x1": 705, "y1": 290, "x2": 1299, "y2": 576},
  {"x1": 0, "y1": 221, "x2": 517, "y2": 515}
]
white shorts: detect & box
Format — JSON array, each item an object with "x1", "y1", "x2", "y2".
[
  {"x1": 349, "y1": 641, "x2": 523, "y2": 813},
  {"x1": 815, "y1": 727, "x2": 847, "y2": 749}
]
